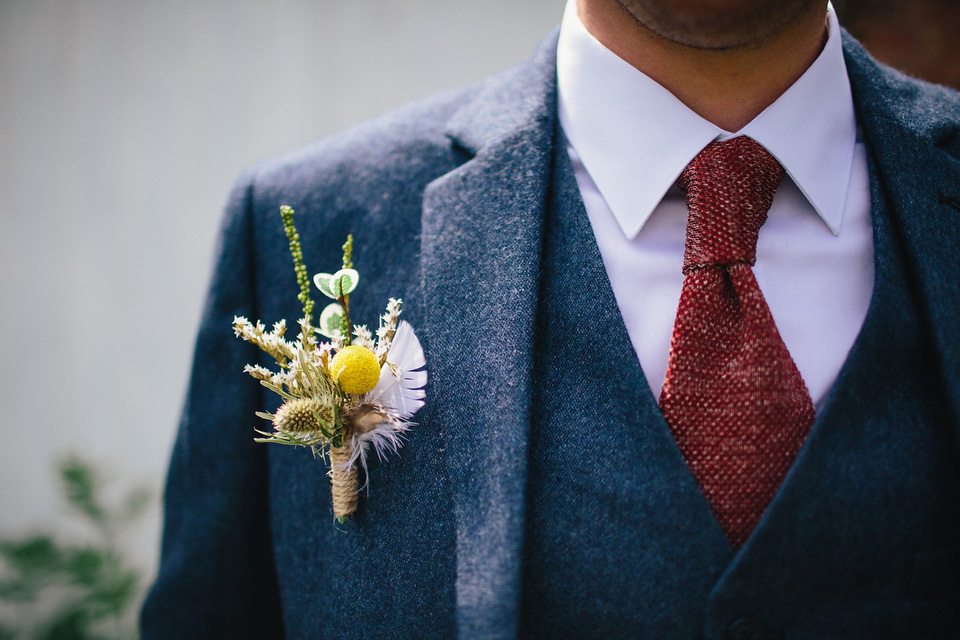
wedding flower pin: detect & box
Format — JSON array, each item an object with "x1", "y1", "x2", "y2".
[{"x1": 232, "y1": 206, "x2": 426, "y2": 523}]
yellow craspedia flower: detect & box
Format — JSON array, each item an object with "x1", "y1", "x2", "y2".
[{"x1": 330, "y1": 345, "x2": 380, "y2": 395}]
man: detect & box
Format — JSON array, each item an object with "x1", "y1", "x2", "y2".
[{"x1": 142, "y1": 0, "x2": 960, "y2": 637}]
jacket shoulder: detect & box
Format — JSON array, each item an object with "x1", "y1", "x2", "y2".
[
  {"x1": 865, "y1": 65, "x2": 960, "y2": 130},
  {"x1": 843, "y1": 32, "x2": 960, "y2": 146}
]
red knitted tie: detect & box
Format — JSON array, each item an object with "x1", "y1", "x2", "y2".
[{"x1": 659, "y1": 137, "x2": 815, "y2": 550}]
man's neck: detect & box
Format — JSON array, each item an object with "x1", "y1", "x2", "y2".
[{"x1": 578, "y1": 0, "x2": 829, "y2": 132}]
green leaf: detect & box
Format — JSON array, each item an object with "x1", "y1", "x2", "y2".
[
  {"x1": 0, "y1": 457, "x2": 151, "y2": 639},
  {"x1": 0, "y1": 577, "x2": 42, "y2": 602},
  {"x1": 317, "y1": 303, "x2": 344, "y2": 339},
  {"x1": 310, "y1": 409, "x2": 335, "y2": 440},
  {"x1": 330, "y1": 268, "x2": 359, "y2": 297},
  {"x1": 37, "y1": 606, "x2": 92, "y2": 640},
  {"x1": 62, "y1": 547, "x2": 108, "y2": 588},
  {"x1": 0, "y1": 535, "x2": 62, "y2": 575},
  {"x1": 59, "y1": 458, "x2": 105, "y2": 525},
  {"x1": 0, "y1": 536, "x2": 63, "y2": 602},
  {"x1": 313, "y1": 272, "x2": 337, "y2": 299}
]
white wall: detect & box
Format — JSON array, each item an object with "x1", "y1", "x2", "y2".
[{"x1": 0, "y1": 0, "x2": 562, "y2": 585}]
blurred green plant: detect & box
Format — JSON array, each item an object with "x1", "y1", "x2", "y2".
[{"x1": 0, "y1": 457, "x2": 152, "y2": 640}]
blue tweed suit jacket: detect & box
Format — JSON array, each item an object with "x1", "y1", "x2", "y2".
[{"x1": 141, "y1": 31, "x2": 960, "y2": 639}]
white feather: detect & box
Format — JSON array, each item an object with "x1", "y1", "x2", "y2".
[
  {"x1": 341, "y1": 321, "x2": 427, "y2": 487},
  {"x1": 344, "y1": 416, "x2": 410, "y2": 488},
  {"x1": 368, "y1": 321, "x2": 426, "y2": 420}
]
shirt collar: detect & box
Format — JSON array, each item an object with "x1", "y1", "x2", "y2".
[{"x1": 557, "y1": 0, "x2": 857, "y2": 238}]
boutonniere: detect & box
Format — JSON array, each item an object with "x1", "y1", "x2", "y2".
[{"x1": 232, "y1": 206, "x2": 426, "y2": 523}]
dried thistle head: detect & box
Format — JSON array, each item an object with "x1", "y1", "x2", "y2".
[{"x1": 273, "y1": 398, "x2": 334, "y2": 434}]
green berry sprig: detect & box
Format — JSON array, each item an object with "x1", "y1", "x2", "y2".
[{"x1": 280, "y1": 205, "x2": 315, "y2": 345}]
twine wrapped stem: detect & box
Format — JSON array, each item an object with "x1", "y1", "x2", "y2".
[{"x1": 329, "y1": 442, "x2": 359, "y2": 522}]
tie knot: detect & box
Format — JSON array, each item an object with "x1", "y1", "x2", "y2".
[{"x1": 677, "y1": 137, "x2": 784, "y2": 272}]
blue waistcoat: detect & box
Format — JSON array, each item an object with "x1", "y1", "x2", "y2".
[{"x1": 518, "y1": 130, "x2": 959, "y2": 639}]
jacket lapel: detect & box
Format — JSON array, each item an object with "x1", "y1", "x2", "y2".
[
  {"x1": 419, "y1": 32, "x2": 559, "y2": 639},
  {"x1": 841, "y1": 33, "x2": 960, "y2": 430}
]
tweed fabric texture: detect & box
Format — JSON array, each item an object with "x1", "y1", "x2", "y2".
[{"x1": 660, "y1": 137, "x2": 816, "y2": 550}]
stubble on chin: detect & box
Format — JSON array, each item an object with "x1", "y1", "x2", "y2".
[{"x1": 612, "y1": 0, "x2": 822, "y2": 50}]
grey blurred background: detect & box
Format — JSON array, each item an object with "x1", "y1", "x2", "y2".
[
  {"x1": 1, "y1": 0, "x2": 957, "y2": 618},
  {"x1": 0, "y1": 0, "x2": 563, "y2": 591}
]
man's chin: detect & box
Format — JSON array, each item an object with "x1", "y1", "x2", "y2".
[{"x1": 614, "y1": 0, "x2": 820, "y2": 51}]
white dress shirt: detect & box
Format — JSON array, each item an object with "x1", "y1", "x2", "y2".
[{"x1": 556, "y1": 0, "x2": 874, "y2": 408}]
